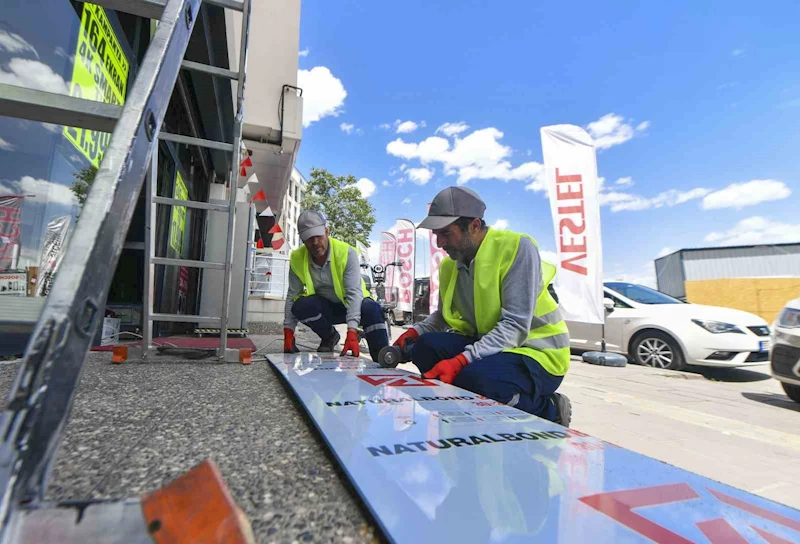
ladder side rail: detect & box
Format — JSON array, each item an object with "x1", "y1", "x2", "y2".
[
  {"x1": 142, "y1": 142, "x2": 158, "y2": 358},
  {"x1": 218, "y1": 0, "x2": 253, "y2": 358},
  {"x1": 0, "y1": 0, "x2": 203, "y2": 515}
]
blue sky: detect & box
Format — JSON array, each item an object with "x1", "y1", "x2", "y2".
[{"x1": 294, "y1": 0, "x2": 800, "y2": 285}]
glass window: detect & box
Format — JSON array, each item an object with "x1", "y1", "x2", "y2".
[{"x1": 604, "y1": 282, "x2": 683, "y2": 305}]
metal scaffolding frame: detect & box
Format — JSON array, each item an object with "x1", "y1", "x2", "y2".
[{"x1": 0, "y1": 0, "x2": 253, "y2": 539}]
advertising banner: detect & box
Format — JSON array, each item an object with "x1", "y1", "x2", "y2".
[
  {"x1": 0, "y1": 196, "x2": 23, "y2": 271},
  {"x1": 267, "y1": 353, "x2": 800, "y2": 543},
  {"x1": 379, "y1": 231, "x2": 397, "y2": 290},
  {"x1": 169, "y1": 171, "x2": 188, "y2": 254},
  {"x1": 428, "y1": 229, "x2": 447, "y2": 314},
  {"x1": 394, "y1": 219, "x2": 415, "y2": 313},
  {"x1": 541, "y1": 125, "x2": 604, "y2": 324},
  {"x1": 0, "y1": 271, "x2": 27, "y2": 296},
  {"x1": 35, "y1": 216, "x2": 72, "y2": 297},
  {"x1": 64, "y1": 3, "x2": 130, "y2": 167}
]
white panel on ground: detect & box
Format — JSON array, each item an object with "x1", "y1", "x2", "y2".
[{"x1": 267, "y1": 353, "x2": 800, "y2": 543}]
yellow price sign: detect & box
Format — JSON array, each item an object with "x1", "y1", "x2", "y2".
[
  {"x1": 64, "y1": 4, "x2": 130, "y2": 167},
  {"x1": 170, "y1": 172, "x2": 188, "y2": 254}
]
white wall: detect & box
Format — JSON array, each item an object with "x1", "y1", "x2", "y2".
[{"x1": 226, "y1": 0, "x2": 302, "y2": 140}]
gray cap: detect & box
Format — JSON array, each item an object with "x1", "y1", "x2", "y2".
[
  {"x1": 297, "y1": 210, "x2": 327, "y2": 242},
  {"x1": 418, "y1": 186, "x2": 486, "y2": 230}
]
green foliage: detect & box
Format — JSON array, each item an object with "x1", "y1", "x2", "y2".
[
  {"x1": 70, "y1": 165, "x2": 98, "y2": 212},
  {"x1": 301, "y1": 168, "x2": 376, "y2": 247}
]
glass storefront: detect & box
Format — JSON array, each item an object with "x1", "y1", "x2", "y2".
[{"x1": 1, "y1": 2, "x2": 233, "y2": 343}]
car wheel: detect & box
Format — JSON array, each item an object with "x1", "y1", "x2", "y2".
[
  {"x1": 781, "y1": 382, "x2": 800, "y2": 403},
  {"x1": 631, "y1": 331, "x2": 685, "y2": 370}
]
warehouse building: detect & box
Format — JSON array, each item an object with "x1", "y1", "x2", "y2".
[{"x1": 655, "y1": 243, "x2": 800, "y2": 323}]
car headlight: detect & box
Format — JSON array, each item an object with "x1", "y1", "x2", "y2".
[
  {"x1": 691, "y1": 319, "x2": 744, "y2": 334},
  {"x1": 777, "y1": 308, "x2": 800, "y2": 329}
]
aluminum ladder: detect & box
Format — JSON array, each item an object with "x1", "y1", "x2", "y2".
[{"x1": 0, "y1": 0, "x2": 254, "y2": 540}]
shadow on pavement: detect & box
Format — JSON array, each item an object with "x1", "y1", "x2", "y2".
[
  {"x1": 742, "y1": 391, "x2": 800, "y2": 412},
  {"x1": 685, "y1": 366, "x2": 772, "y2": 383}
]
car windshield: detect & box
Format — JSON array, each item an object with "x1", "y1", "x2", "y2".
[{"x1": 605, "y1": 282, "x2": 683, "y2": 305}]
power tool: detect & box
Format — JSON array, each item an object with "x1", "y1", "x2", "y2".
[{"x1": 377, "y1": 339, "x2": 415, "y2": 368}]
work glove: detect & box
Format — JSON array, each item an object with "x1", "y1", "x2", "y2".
[
  {"x1": 283, "y1": 328, "x2": 299, "y2": 354},
  {"x1": 424, "y1": 353, "x2": 468, "y2": 384},
  {"x1": 393, "y1": 328, "x2": 419, "y2": 350},
  {"x1": 340, "y1": 329, "x2": 360, "y2": 358}
]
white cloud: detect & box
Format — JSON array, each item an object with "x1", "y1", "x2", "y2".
[
  {"x1": 492, "y1": 219, "x2": 509, "y2": 230},
  {"x1": 0, "y1": 31, "x2": 38, "y2": 58},
  {"x1": 732, "y1": 48, "x2": 744, "y2": 57},
  {"x1": 381, "y1": 180, "x2": 391, "y2": 187},
  {"x1": 0, "y1": 176, "x2": 77, "y2": 208},
  {"x1": 352, "y1": 177, "x2": 376, "y2": 198},
  {"x1": 435, "y1": 122, "x2": 470, "y2": 137},
  {"x1": 395, "y1": 120, "x2": 425, "y2": 134},
  {"x1": 297, "y1": 66, "x2": 347, "y2": 127},
  {"x1": 656, "y1": 247, "x2": 675, "y2": 258},
  {"x1": 387, "y1": 127, "x2": 545, "y2": 187},
  {"x1": 610, "y1": 267, "x2": 658, "y2": 289},
  {"x1": 586, "y1": 113, "x2": 650, "y2": 150},
  {"x1": 339, "y1": 122, "x2": 355, "y2": 134},
  {"x1": 298, "y1": 47, "x2": 310, "y2": 57},
  {"x1": 379, "y1": 123, "x2": 392, "y2": 130},
  {"x1": 705, "y1": 217, "x2": 800, "y2": 246},
  {"x1": 600, "y1": 187, "x2": 710, "y2": 212},
  {"x1": 539, "y1": 249, "x2": 559, "y2": 265},
  {"x1": 0, "y1": 137, "x2": 15, "y2": 152},
  {"x1": 702, "y1": 179, "x2": 791, "y2": 210},
  {"x1": 40, "y1": 122, "x2": 60, "y2": 133},
  {"x1": 615, "y1": 176, "x2": 634, "y2": 187},
  {"x1": 406, "y1": 167, "x2": 433, "y2": 185},
  {"x1": 402, "y1": 198, "x2": 411, "y2": 205},
  {"x1": 0, "y1": 58, "x2": 70, "y2": 95}
]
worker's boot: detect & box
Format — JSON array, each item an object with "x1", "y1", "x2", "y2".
[
  {"x1": 317, "y1": 328, "x2": 340, "y2": 353},
  {"x1": 552, "y1": 393, "x2": 572, "y2": 428}
]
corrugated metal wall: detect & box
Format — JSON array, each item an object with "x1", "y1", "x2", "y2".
[
  {"x1": 682, "y1": 245, "x2": 800, "y2": 281},
  {"x1": 655, "y1": 252, "x2": 686, "y2": 298}
]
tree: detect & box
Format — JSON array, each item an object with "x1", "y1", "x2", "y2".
[
  {"x1": 301, "y1": 168, "x2": 376, "y2": 248},
  {"x1": 70, "y1": 165, "x2": 97, "y2": 213}
]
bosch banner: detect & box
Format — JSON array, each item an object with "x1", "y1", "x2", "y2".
[
  {"x1": 541, "y1": 125, "x2": 604, "y2": 325},
  {"x1": 379, "y1": 232, "x2": 397, "y2": 290},
  {"x1": 394, "y1": 219, "x2": 415, "y2": 313},
  {"x1": 0, "y1": 196, "x2": 23, "y2": 270},
  {"x1": 429, "y1": 228, "x2": 446, "y2": 314},
  {"x1": 267, "y1": 353, "x2": 800, "y2": 543}
]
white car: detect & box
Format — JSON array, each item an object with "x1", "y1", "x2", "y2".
[
  {"x1": 566, "y1": 282, "x2": 771, "y2": 370},
  {"x1": 770, "y1": 297, "x2": 800, "y2": 403}
]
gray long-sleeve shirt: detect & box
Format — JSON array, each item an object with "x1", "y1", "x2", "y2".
[
  {"x1": 413, "y1": 236, "x2": 542, "y2": 363},
  {"x1": 284, "y1": 244, "x2": 363, "y2": 330}
]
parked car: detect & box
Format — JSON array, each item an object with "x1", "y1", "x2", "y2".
[
  {"x1": 566, "y1": 282, "x2": 771, "y2": 370},
  {"x1": 770, "y1": 297, "x2": 800, "y2": 403}
]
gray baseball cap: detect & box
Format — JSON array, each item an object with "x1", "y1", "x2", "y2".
[
  {"x1": 418, "y1": 186, "x2": 486, "y2": 230},
  {"x1": 297, "y1": 210, "x2": 327, "y2": 242}
]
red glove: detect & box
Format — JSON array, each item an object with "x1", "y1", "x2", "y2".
[
  {"x1": 393, "y1": 327, "x2": 419, "y2": 350},
  {"x1": 340, "y1": 329, "x2": 360, "y2": 357},
  {"x1": 424, "y1": 353, "x2": 468, "y2": 384},
  {"x1": 283, "y1": 328, "x2": 299, "y2": 353}
]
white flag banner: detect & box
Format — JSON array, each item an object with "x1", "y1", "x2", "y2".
[
  {"x1": 379, "y1": 232, "x2": 397, "y2": 292},
  {"x1": 394, "y1": 219, "x2": 415, "y2": 313},
  {"x1": 356, "y1": 241, "x2": 370, "y2": 267},
  {"x1": 36, "y1": 215, "x2": 72, "y2": 297},
  {"x1": 541, "y1": 124, "x2": 604, "y2": 324}
]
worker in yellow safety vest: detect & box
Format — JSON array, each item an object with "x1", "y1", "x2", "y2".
[
  {"x1": 394, "y1": 186, "x2": 572, "y2": 426},
  {"x1": 283, "y1": 210, "x2": 389, "y2": 361}
]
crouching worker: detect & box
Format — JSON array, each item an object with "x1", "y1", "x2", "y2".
[
  {"x1": 283, "y1": 210, "x2": 389, "y2": 361},
  {"x1": 393, "y1": 187, "x2": 573, "y2": 426}
]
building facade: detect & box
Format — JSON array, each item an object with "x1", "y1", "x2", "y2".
[
  {"x1": 0, "y1": 0, "x2": 303, "y2": 350},
  {"x1": 656, "y1": 243, "x2": 800, "y2": 323}
]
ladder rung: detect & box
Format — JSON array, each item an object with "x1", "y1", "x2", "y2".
[
  {"x1": 159, "y1": 131, "x2": 233, "y2": 152},
  {"x1": 91, "y1": 0, "x2": 167, "y2": 19},
  {"x1": 150, "y1": 313, "x2": 222, "y2": 324},
  {"x1": 0, "y1": 84, "x2": 120, "y2": 133},
  {"x1": 153, "y1": 196, "x2": 230, "y2": 212},
  {"x1": 181, "y1": 60, "x2": 239, "y2": 80},
  {"x1": 207, "y1": 0, "x2": 245, "y2": 11},
  {"x1": 152, "y1": 257, "x2": 225, "y2": 270}
]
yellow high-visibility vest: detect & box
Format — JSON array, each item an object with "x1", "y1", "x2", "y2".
[{"x1": 289, "y1": 237, "x2": 370, "y2": 304}]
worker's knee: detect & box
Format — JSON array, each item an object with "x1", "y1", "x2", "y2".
[
  {"x1": 360, "y1": 298, "x2": 383, "y2": 325},
  {"x1": 292, "y1": 295, "x2": 323, "y2": 319}
]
